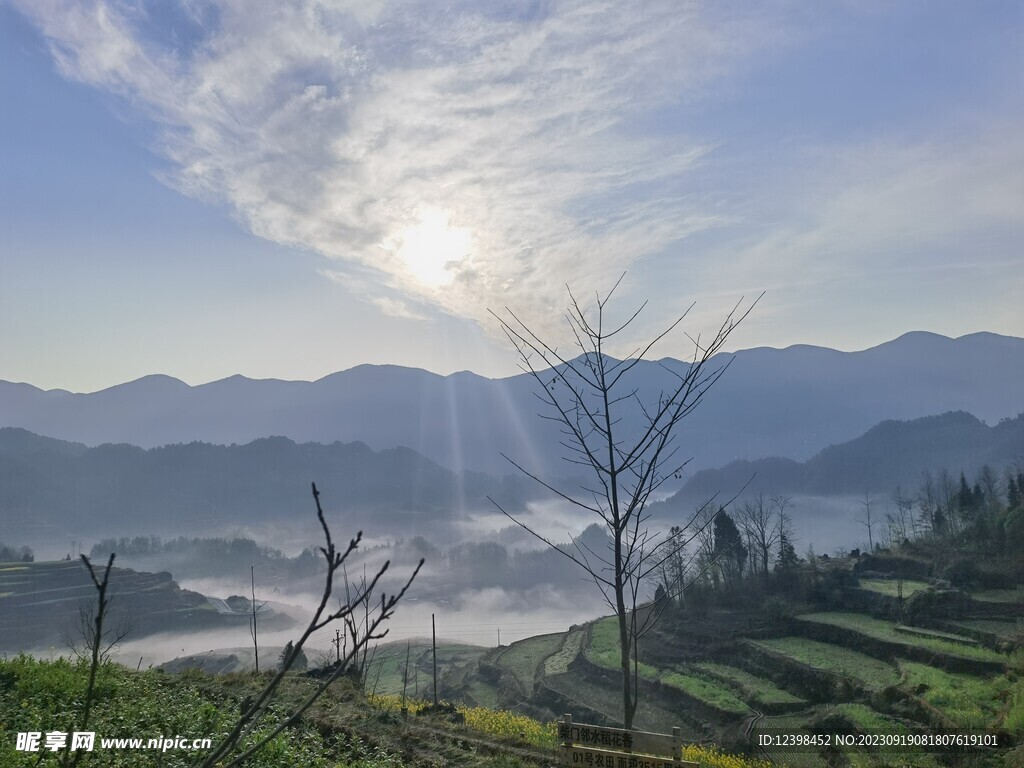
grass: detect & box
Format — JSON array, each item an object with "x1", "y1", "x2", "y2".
[
  {"x1": 971, "y1": 587, "x2": 1024, "y2": 604},
  {"x1": 660, "y1": 671, "x2": 750, "y2": 715},
  {"x1": 693, "y1": 662, "x2": 805, "y2": 706},
  {"x1": 494, "y1": 632, "x2": 562, "y2": 691},
  {"x1": 748, "y1": 637, "x2": 901, "y2": 690},
  {"x1": 893, "y1": 625, "x2": 977, "y2": 645},
  {"x1": 857, "y1": 578, "x2": 930, "y2": 598},
  {"x1": 950, "y1": 619, "x2": 1024, "y2": 641},
  {"x1": 797, "y1": 612, "x2": 1007, "y2": 663},
  {"x1": 365, "y1": 642, "x2": 486, "y2": 697},
  {"x1": 369, "y1": 692, "x2": 560, "y2": 748},
  {"x1": 543, "y1": 629, "x2": 583, "y2": 676},
  {"x1": 1005, "y1": 684, "x2": 1024, "y2": 735},
  {"x1": 898, "y1": 660, "x2": 1014, "y2": 732},
  {"x1": 833, "y1": 703, "x2": 910, "y2": 733},
  {"x1": 584, "y1": 617, "x2": 659, "y2": 680},
  {"x1": 830, "y1": 705, "x2": 941, "y2": 768}
]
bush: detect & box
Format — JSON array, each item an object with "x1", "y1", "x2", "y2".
[
  {"x1": 903, "y1": 587, "x2": 973, "y2": 623},
  {"x1": 942, "y1": 558, "x2": 982, "y2": 588}
]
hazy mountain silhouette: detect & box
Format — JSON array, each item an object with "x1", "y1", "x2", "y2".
[
  {"x1": 0, "y1": 429, "x2": 537, "y2": 535},
  {"x1": 1, "y1": 332, "x2": 1021, "y2": 477},
  {"x1": 663, "y1": 411, "x2": 1024, "y2": 507}
]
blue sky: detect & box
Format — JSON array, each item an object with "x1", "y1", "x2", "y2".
[{"x1": 2, "y1": 1, "x2": 1022, "y2": 392}]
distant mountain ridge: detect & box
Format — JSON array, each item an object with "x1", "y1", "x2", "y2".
[
  {"x1": 1, "y1": 332, "x2": 1022, "y2": 476},
  {"x1": 0, "y1": 428, "x2": 536, "y2": 538},
  {"x1": 664, "y1": 411, "x2": 1024, "y2": 507}
]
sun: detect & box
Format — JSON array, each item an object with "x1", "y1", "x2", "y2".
[{"x1": 395, "y1": 208, "x2": 470, "y2": 288}]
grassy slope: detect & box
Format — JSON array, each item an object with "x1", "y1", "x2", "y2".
[
  {"x1": 857, "y1": 579, "x2": 930, "y2": 598},
  {"x1": 0, "y1": 655, "x2": 772, "y2": 768},
  {"x1": 494, "y1": 633, "x2": 563, "y2": 693},
  {"x1": 797, "y1": 612, "x2": 1008, "y2": 663},
  {"x1": 747, "y1": 637, "x2": 902, "y2": 690},
  {"x1": 693, "y1": 662, "x2": 805, "y2": 707}
]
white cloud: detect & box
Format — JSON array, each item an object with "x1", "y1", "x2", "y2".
[
  {"x1": 370, "y1": 296, "x2": 429, "y2": 322},
  {"x1": 13, "y1": 0, "x2": 774, "y2": 346},
  {"x1": 719, "y1": 129, "x2": 1024, "y2": 291}
]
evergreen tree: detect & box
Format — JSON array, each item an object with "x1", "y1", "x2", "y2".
[
  {"x1": 776, "y1": 532, "x2": 798, "y2": 571},
  {"x1": 713, "y1": 510, "x2": 747, "y2": 584},
  {"x1": 278, "y1": 641, "x2": 294, "y2": 672}
]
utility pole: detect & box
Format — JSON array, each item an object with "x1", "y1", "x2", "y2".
[
  {"x1": 402, "y1": 640, "x2": 410, "y2": 714},
  {"x1": 250, "y1": 565, "x2": 260, "y2": 674},
  {"x1": 432, "y1": 613, "x2": 438, "y2": 706},
  {"x1": 333, "y1": 628, "x2": 341, "y2": 663}
]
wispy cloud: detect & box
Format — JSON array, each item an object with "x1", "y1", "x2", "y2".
[
  {"x1": 716, "y1": 128, "x2": 1024, "y2": 291},
  {"x1": 13, "y1": 0, "x2": 775, "y2": 343}
]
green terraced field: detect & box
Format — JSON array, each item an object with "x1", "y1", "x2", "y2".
[
  {"x1": 894, "y1": 625, "x2": 977, "y2": 645},
  {"x1": 364, "y1": 642, "x2": 486, "y2": 697},
  {"x1": 897, "y1": 660, "x2": 1014, "y2": 731},
  {"x1": 797, "y1": 612, "x2": 1007, "y2": 663},
  {"x1": 832, "y1": 705, "x2": 941, "y2": 768},
  {"x1": 584, "y1": 616, "x2": 658, "y2": 679},
  {"x1": 543, "y1": 629, "x2": 583, "y2": 676},
  {"x1": 495, "y1": 632, "x2": 562, "y2": 691},
  {"x1": 971, "y1": 587, "x2": 1024, "y2": 604},
  {"x1": 857, "y1": 579, "x2": 930, "y2": 598},
  {"x1": 693, "y1": 662, "x2": 805, "y2": 706},
  {"x1": 660, "y1": 671, "x2": 749, "y2": 715},
  {"x1": 748, "y1": 637, "x2": 901, "y2": 690},
  {"x1": 949, "y1": 619, "x2": 1024, "y2": 642},
  {"x1": 832, "y1": 703, "x2": 914, "y2": 734}
]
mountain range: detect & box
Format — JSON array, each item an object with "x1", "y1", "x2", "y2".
[
  {"x1": 662, "y1": 410, "x2": 1024, "y2": 508},
  {"x1": 1, "y1": 332, "x2": 1022, "y2": 479}
]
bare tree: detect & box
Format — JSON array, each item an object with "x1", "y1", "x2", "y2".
[
  {"x1": 737, "y1": 492, "x2": 782, "y2": 578},
  {"x1": 197, "y1": 483, "x2": 423, "y2": 768},
  {"x1": 341, "y1": 563, "x2": 383, "y2": 687},
  {"x1": 489, "y1": 279, "x2": 756, "y2": 729},
  {"x1": 856, "y1": 491, "x2": 877, "y2": 552},
  {"x1": 61, "y1": 596, "x2": 131, "y2": 665},
  {"x1": 891, "y1": 485, "x2": 915, "y2": 541},
  {"x1": 59, "y1": 554, "x2": 119, "y2": 767},
  {"x1": 653, "y1": 525, "x2": 688, "y2": 605}
]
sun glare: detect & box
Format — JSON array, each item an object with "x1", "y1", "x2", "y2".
[{"x1": 396, "y1": 209, "x2": 470, "y2": 288}]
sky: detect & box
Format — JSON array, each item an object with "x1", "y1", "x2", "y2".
[{"x1": 2, "y1": 0, "x2": 1022, "y2": 393}]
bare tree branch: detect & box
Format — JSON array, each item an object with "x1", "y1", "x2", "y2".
[{"x1": 489, "y1": 281, "x2": 757, "y2": 729}]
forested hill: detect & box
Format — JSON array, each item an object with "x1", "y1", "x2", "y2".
[
  {"x1": 0, "y1": 429, "x2": 537, "y2": 531},
  {"x1": 667, "y1": 411, "x2": 1024, "y2": 505}
]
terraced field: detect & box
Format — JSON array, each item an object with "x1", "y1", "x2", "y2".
[
  {"x1": 583, "y1": 619, "x2": 753, "y2": 717},
  {"x1": 971, "y1": 587, "x2": 1024, "y2": 604},
  {"x1": 746, "y1": 637, "x2": 901, "y2": 691},
  {"x1": 830, "y1": 705, "x2": 940, "y2": 768},
  {"x1": 0, "y1": 560, "x2": 260, "y2": 652},
  {"x1": 897, "y1": 660, "x2": 1014, "y2": 730},
  {"x1": 796, "y1": 612, "x2": 1007, "y2": 663},
  {"x1": 543, "y1": 628, "x2": 584, "y2": 675},
  {"x1": 857, "y1": 578, "x2": 930, "y2": 598},
  {"x1": 693, "y1": 662, "x2": 805, "y2": 708},
  {"x1": 894, "y1": 624, "x2": 978, "y2": 645},
  {"x1": 659, "y1": 670, "x2": 749, "y2": 715},
  {"x1": 584, "y1": 616, "x2": 659, "y2": 679},
  {"x1": 441, "y1": 590, "x2": 1023, "y2": 764},
  {"x1": 494, "y1": 632, "x2": 563, "y2": 693},
  {"x1": 947, "y1": 618, "x2": 1024, "y2": 643}
]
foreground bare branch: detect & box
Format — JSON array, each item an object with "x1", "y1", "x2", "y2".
[{"x1": 198, "y1": 483, "x2": 423, "y2": 768}]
